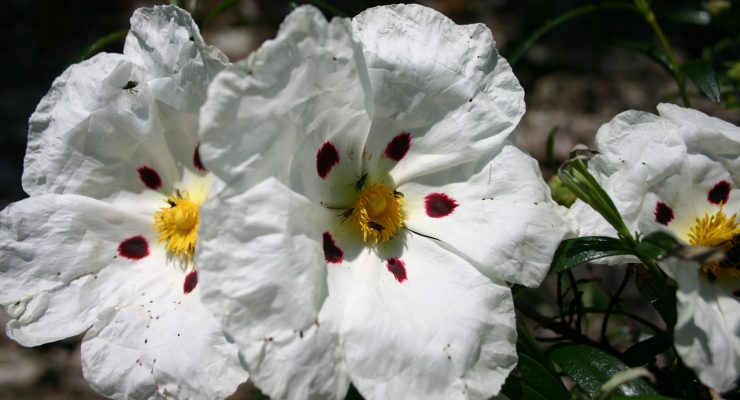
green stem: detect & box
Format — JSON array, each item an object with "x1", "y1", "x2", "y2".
[
  {"x1": 633, "y1": 0, "x2": 692, "y2": 107},
  {"x1": 509, "y1": 2, "x2": 639, "y2": 65}
]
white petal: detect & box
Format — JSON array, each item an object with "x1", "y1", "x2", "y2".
[
  {"x1": 402, "y1": 145, "x2": 572, "y2": 286},
  {"x1": 198, "y1": 5, "x2": 372, "y2": 199},
  {"x1": 657, "y1": 103, "x2": 740, "y2": 178},
  {"x1": 81, "y1": 271, "x2": 247, "y2": 400},
  {"x1": 353, "y1": 4, "x2": 524, "y2": 184},
  {"x1": 198, "y1": 177, "x2": 350, "y2": 399},
  {"x1": 662, "y1": 258, "x2": 740, "y2": 392},
  {"x1": 124, "y1": 5, "x2": 228, "y2": 113},
  {"x1": 327, "y1": 234, "x2": 517, "y2": 400}
]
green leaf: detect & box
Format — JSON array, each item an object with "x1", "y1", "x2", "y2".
[
  {"x1": 70, "y1": 29, "x2": 128, "y2": 64},
  {"x1": 548, "y1": 344, "x2": 658, "y2": 397},
  {"x1": 550, "y1": 236, "x2": 634, "y2": 273},
  {"x1": 545, "y1": 126, "x2": 559, "y2": 171},
  {"x1": 610, "y1": 395, "x2": 684, "y2": 400},
  {"x1": 622, "y1": 335, "x2": 671, "y2": 367},
  {"x1": 667, "y1": 9, "x2": 712, "y2": 26},
  {"x1": 200, "y1": 0, "x2": 239, "y2": 28},
  {"x1": 616, "y1": 40, "x2": 671, "y2": 74},
  {"x1": 635, "y1": 266, "x2": 677, "y2": 327},
  {"x1": 636, "y1": 231, "x2": 681, "y2": 261},
  {"x1": 684, "y1": 59, "x2": 721, "y2": 103},
  {"x1": 502, "y1": 354, "x2": 569, "y2": 400}
]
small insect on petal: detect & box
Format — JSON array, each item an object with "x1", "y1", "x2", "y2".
[
  {"x1": 322, "y1": 232, "x2": 344, "y2": 264},
  {"x1": 137, "y1": 166, "x2": 162, "y2": 190},
  {"x1": 384, "y1": 132, "x2": 411, "y2": 161},
  {"x1": 707, "y1": 180, "x2": 731, "y2": 205},
  {"x1": 193, "y1": 143, "x2": 207, "y2": 172},
  {"x1": 425, "y1": 193, "x2": 458, "y2": 218},
  {"x1": 122, "y1": 80, "x2": 139, "y2": 93},
  {"x1": 654, "y1": 201, "x2": 674, "y2": 225},
  {"x1": 386, "y1": 257, "x2": 407, "y2": 283},
  {"x1": 316, "y1": 141, "x2": 340, "y2": 179},
  {"x1": 183, "y1": 270, "x2": 198, "y2": 294},
  {"x1": 118, "y1": 236, "x2": 149, "y2": 260}
]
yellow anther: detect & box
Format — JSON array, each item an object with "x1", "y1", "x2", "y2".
[
  {"x1": 686, "y1": 208, "x2": 740, "y2": 280},
  {"x1": 348, "y1": 182, "x2": 405, "y2": 244},
  {"x1": 153, "y1": 193, "x2": 200, "y2": 259}
]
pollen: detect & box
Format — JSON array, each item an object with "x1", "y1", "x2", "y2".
[
  {"x1": 686, "y1": 208, "x2": 740, "y2": 280},
  {"x1": 348, "y1": 182, "x2": 405, "y2": 244},
  {"x1": 153, "y1": 192, "x2": 200, "y2": 259}
]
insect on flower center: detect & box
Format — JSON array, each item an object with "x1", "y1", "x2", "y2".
[
  {"x1": 348, "y1": 182, "x2": 405, "y2": 244},
  {"x1": 153, "y1": 192, "x2": 200, "y2": 259},
  {"x1": 686, "y1": 208, "x2": 740, "y2": 280}
]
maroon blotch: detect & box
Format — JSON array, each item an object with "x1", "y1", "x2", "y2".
[
  {"x1": 384, "y1": 132, "x2": 411, "y2": 161},
  {"x1": 137, "y1": 166, "x2": 162, "y2": 190},
  {"x1": 425, "y1": 193, "x2": 459, "y2": 218},
  {"x1": 118, "y1": 236, "x2": 149, "y2": 260},
  {"x1": 316, "y1": 141, "x2": 340, "y2": 179},
  {"x1": 654, "y1": 201, "x2": 674, "y2": 225},
  {"x1": 322, "y1": 232, "x2": 344, "y2": 264},
  {"x1": 707, "y1": 180, "x2": 731, "y2": 205},
  {"x1": 183, "y1": 270, "x2": 198, "y2": 294},
  {"x1": 386, "y1": 258, "x2": 407, "y2": 283},
  {"x1": 193, "y1": 143, "x2": 207, "y2": 172}
]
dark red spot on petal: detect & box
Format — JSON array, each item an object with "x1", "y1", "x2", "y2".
[
  {"x1": 118, "y1": 236, "x2": 149, "y2": 260},
  {"x1": 386, "y1": 258, "x2": 407, "y2": 283},
  {"x1": 316, "y1": 141, "x2": 340, "y2": 179},
  {"x1": 193, "y1": 143, "x2": 207, "y2": 172},
  {"x1": 654, "y1": 201, "x2": 674, "y2": 225},
  {"x1": 137, "y1": 166, "x2": 162, "y2": 190},
  {"x1": 183, "y1": 270, "x2": 198, "y2": 294},
  {"x1": 425, "y1": 193, "x2": 458, "y2": 218},
  {"x1": 708, "y1": 180, "x2": 731, "y2": 205},
  {"x1": 322, "y1": 232, "x2": 344, "y2": 264},
  {"x1": 384, "y1": 132, "x2": 411, "y2": 161}
]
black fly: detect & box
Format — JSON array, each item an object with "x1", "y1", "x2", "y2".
[
  {"x1": 123, "y1": 80, "x2": 139, "y2": 93},
  {"x1": 368, "y1": 221, "x2": 385, "y2": 232},
  {"x1": 339, "y1": 208, "x2": 354, "y2": 223},
  {"x1": 353, "y1": 173, "x2": 368, "y2": 192},
  {"x1": 393, "y1": 190, "x2": 404, "y2": 198}
]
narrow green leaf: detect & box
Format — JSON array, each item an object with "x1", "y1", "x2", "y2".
[
  {"x1": 548, "y1": 344, "x2": 658, "y2": 397},
  {"x1": 616, "y1": 40, "x2": 672, "y2": 74},
  {"x1": 622, "y1": 335, "x2": 671, "y2": 367},
  {"x1": 610, "y1": 395, "x2": 684, "y2": 400},
  {"x1": 550, "y1": 236, "x2": 634, "y2": 273},
  {"x1": 636, "y1": 231, "x2": 681, "y2": 261},
  {"x1": 304, "y1": 0, "x2": 347, "y2": 17},
  {"x1": 200, "y1": 0, "x2": 239, "y2": 28},
  {"x1": 635, "y1": 266, "x2": 677, "y2": 327},
  {"x1": 667, "y1": 9, "x2": 711, "y2": 26},
  {"x1": 502, "y1": 354, "x2": 569, "y2": 400},
  {"x1": 684, "y1": 59, "x2": 721, "y2": 103},
  {"x1": 71, "y1": 29, "x2": 128, "y2": 64},
  {"x1": 545, "y1": 126, "x2": 559, "y2": 171}
]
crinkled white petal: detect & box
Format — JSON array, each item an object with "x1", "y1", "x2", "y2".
[
  {"x1": 402, "y1": 144, "x2": 572, "y2": 286},
  {"x1": 0, "y1": 193, "x2": 246, "y2": 399},
  {"x1": 124, "y1": 5, "x2": 228, "y2": 113},
  {"x1": 82, "y1": 271, "x2": 245, "y2": 400},
  {"x1": 199, "y1": 5, "x2": 372, "y2": 198},
  {"x1": 661, "y1": 258, "x2": 740, "y2": 392},
  {"x1": 327, "y1": 234, "x2": 517, "y2": 400},
  {"x1": 25, "y1": 5, "x2": 224, "y2": 200},
  {"x1": 353, "y1": 4, "x2": 524, "y2": 184},
  {"x1": 198, "y1": 177, "x2": 348, "y2": 399}
]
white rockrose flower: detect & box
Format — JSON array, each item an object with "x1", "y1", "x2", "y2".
[
  {"x1": 571, "y1": 103, "x2": 740, "y2": 392},
  {"x1": 197, "y1": 5, "x2": 571, "y2": 400},
  {"x1": 0, "y1": 5, "x2": 248, "y2": 399}
]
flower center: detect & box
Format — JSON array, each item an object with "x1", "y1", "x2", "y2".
[
  {"x1": 153, "y1": 192, "x2": 200, "y2": 259},
  {"x1": 686, "y1": 208, "x2": 740, "y2": 280},
  {"x1": 348, "y1": 182, "x2": 405, "y2": 244}
]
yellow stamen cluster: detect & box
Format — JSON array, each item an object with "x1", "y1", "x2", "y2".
[
  {"x1": 348, "y1": 182, "x2": 405, "y2": 244},
  {"x1": 153, "y1": 193, "x2": 200, "y2": 259},
  {"x1": 687, "y1": 208, "x2": 740, "y2": 280}
]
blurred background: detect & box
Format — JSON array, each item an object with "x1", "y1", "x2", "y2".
[{"x1": 0, "y1": 0, "x2": 738, "y2": 398}]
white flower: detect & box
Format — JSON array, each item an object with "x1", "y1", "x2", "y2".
[
  {"x1": 197, "y1": 5, "x2": 571, "y2": 400},
  {"x1": 571, "y1": 103, "x2": 740, "y2": 392},
  {"x1": 0, "y1": 5, "x2": 247, "y2": 399}
]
